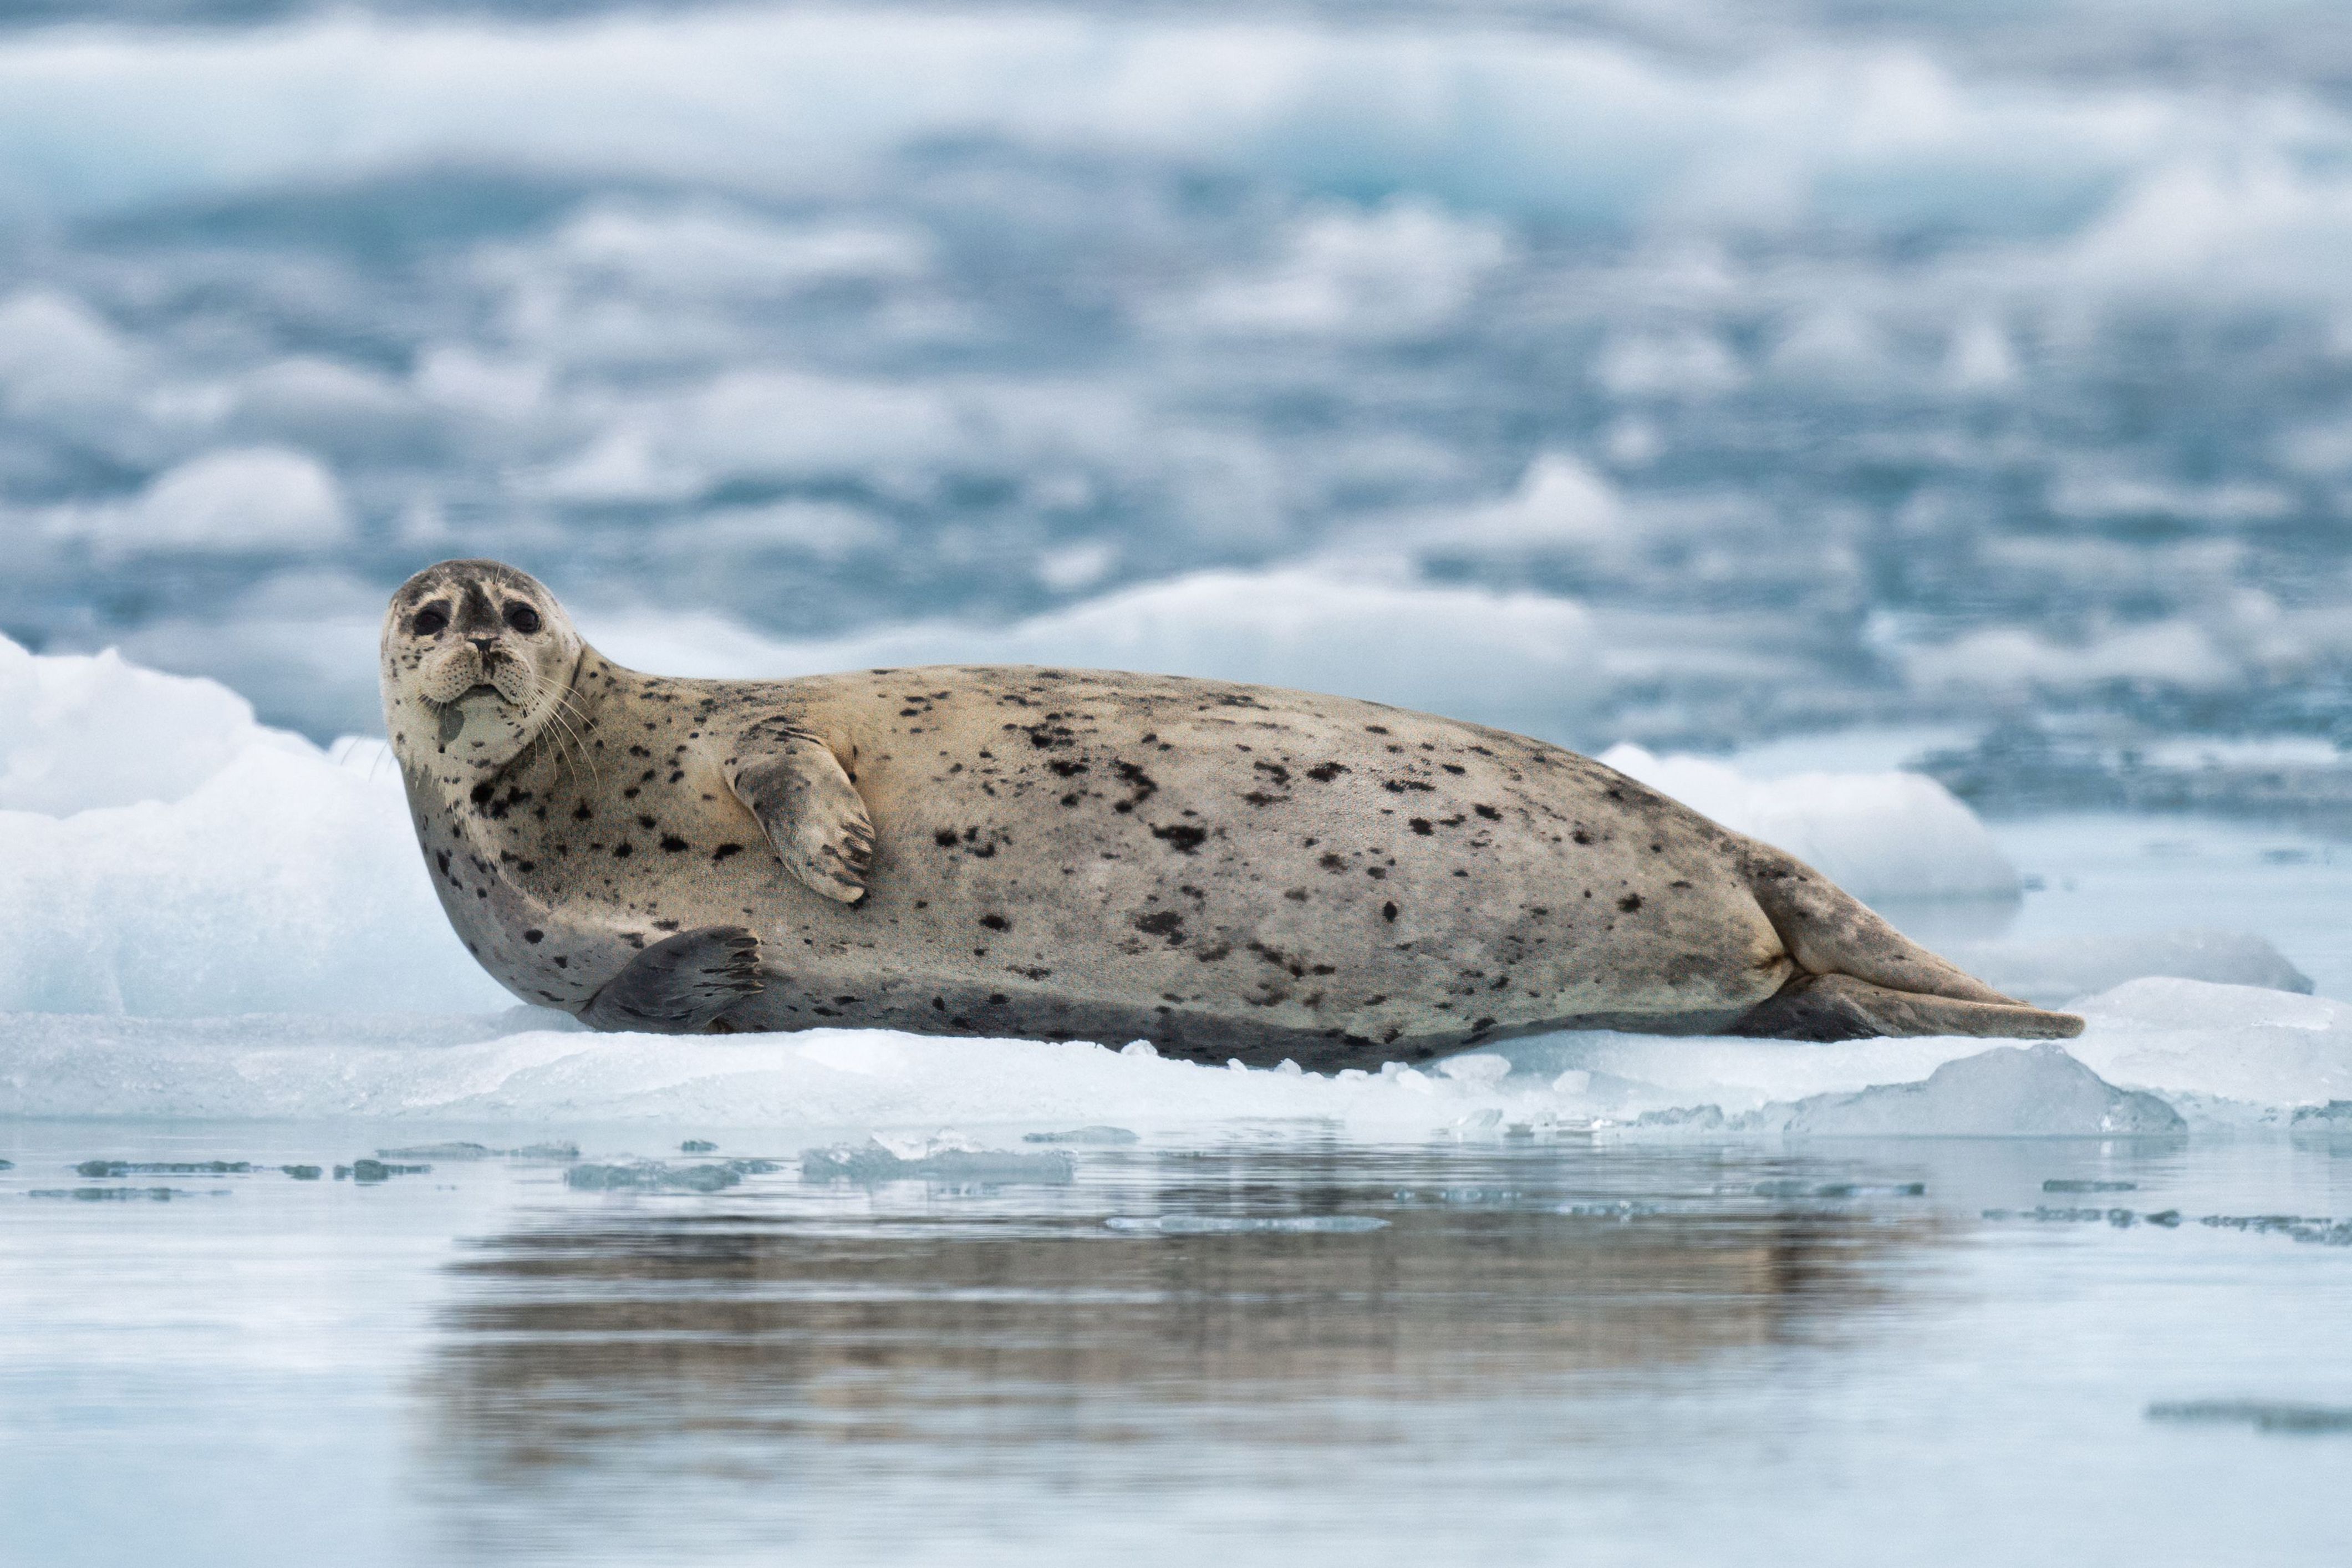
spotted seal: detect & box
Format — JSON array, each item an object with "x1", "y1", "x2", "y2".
[{"x1": 380, "y1": 559, "x2": 2082, "y2": 1063}]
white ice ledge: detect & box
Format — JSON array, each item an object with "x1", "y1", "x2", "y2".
[{"x1": 1, "y1": 980, "x2": 2343, "y2": 1135}]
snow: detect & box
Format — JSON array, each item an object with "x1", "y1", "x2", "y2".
[{"x1": 0, "y1": 636, "x2": 500, "y2": 1015}]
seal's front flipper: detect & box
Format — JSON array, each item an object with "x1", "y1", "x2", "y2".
[
  {"x1": 1730, "y1": 973, "x2": 2084, "y2": 1042},
  {"x1": 726, "y1": 720, "x2": 875, "y2": 904},
  {"x1": 581, "y1": 925, "x2": 764, "y2": 1034}
]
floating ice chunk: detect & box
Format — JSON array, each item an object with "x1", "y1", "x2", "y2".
[
  {"x1": 74, "y1": 1159, "x2": 251, "y2": 1176},
  {"x1": 377, "y1": 1142, "x2": 495, "y2": 1160},
  {"x1": 346, "y1": 1159, "x2": 429, "y2": 1183},
  {"x1": 566, "y1": 1159, "x2": 778, "y2": 1193},
  {"x1": 1104, "y1": 1215, "x2": 1387, "y2": 1234},
  {"x1": 1021, "y1": 1126, "x2": 1139, "y2": 1144},
  {"x1": 801, "y1": 1137, "x2": 1076, "y2": 1184},
  {"x1": 2146, "y1": 1401, "x2": 2352, "y2": 1435},
  {"x1": 1783, "y1": 1043, "x2": 2185, "y2": 1137},
  {"x1": 1949, "y1": 929, "x2": 2312, "y2": 1006},
  {"x1": 1597, "y1": 744, "x2": 2018, "y2": 902},
  {"x1": 27, "y1": 1187, "x2": 214, "y2": 1202}
]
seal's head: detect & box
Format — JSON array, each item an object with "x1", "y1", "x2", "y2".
[{"x1": 380, "y1": 559, "x2": 582, "y2": 777}]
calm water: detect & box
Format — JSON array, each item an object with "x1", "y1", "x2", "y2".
[{"x1": 6, "y1": 1120, "x2": 2349, "y2": 1565}]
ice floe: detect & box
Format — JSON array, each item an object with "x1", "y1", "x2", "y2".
[{"x1": 0, "y1": 635, "x2": 2341, "y2": 1137}]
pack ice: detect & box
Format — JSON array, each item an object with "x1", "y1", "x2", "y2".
[{"x1": 0, "y1": 633, "x2": 2340, "y2": 1136}]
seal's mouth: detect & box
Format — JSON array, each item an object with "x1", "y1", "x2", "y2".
[{"x1": 457, "y1": 682, "x2": 503, "y2": 702}]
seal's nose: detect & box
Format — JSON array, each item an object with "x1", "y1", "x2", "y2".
[{"x1": 469, "y1": 635, "x2": 498, "y2": 654}]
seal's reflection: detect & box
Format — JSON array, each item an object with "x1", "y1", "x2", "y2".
[{"x1": 421, "y1": 1144, "x2": 1937, "y2": 1481}]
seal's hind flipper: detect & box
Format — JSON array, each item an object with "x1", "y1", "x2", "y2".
[
  {"x1": 726, "y1": 719, "x2": 876, "y2": 905},
  {"x1": 581, "y1": 925, "x2": 764, "y2": 1034},
  {"x1": 1738, "y1": 842, "x2": 2017, "y2": 1005},
  {"x1": 1730, "y1": 839, "x2": 2085, "y2": 1039},
  {"x1": 1731, "y1": 973, "x2": 2084, "y2": 1042}
]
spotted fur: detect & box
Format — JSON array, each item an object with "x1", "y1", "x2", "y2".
[{"x1": 382, "y1": 561, "x2": 2082, "y2": 1063}]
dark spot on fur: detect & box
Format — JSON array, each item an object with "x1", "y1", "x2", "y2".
[
  {"x1": 1617, "y1": 893, "x2": 1642, "y2": 913},
  {"x1": 1133, "y1": 910, "x2": 1185, "y2": 943},
  {"x1": 613, "y1": 842, "x2": 633, "y2": 858},
  {"x1": 714, "y1": 843, "x2": 742, "y2": 861},
  {"x1": 1151, "y1": 823, "x2": 1208, "y2": 853},
  {"x1": 934, "y1": 828, "x2": 959, "y2": 847},
  {"x1": 660, "y1": 836, "x2": 689, "y2": 852},
  {"x1": 523, "y1": 929, "x2": 543, "y2": 944},
  {"x1": 1409, "y1": 818, "x2": 1434, "y2": 835},
  {"x1": 1475, "y1": 803, "x2": 1502, "y2": 821},
  {"x1": 979, "y1": 914, "x2": 1010, "y2": 931},
  {"x1": 1382, "y1": 902, "x2": 1399, "y2": 922},
  {"x1": 1572, "y1": 828, "x2": 1594, "y2": 845},
  {"x1": 1306, "y1": 762, "x2": 1347, "y2": 782}
]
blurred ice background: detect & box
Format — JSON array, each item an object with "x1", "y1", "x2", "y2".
[{"x1": 3, "y1": 0, "x2": 2352, "y2": 831}]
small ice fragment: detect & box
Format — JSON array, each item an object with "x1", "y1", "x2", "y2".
[
  {"x1": 2044, "y1": 1179, "x2": 2136, "y2": 1193},
  {"x1": 802, "y1": 1138, "x2": 1075, "y2": 1184},
  {"x1": 74, "y1": 1159, "x2": 250, "y2": 1177},
  {"x1": 508, "y1": 1142, "x2": 580, "y2": 1160},
  {"x1": 680, "y1": 1139, "x2": 717, "y2": 1153},
  {"x1": 281, "y1": 1164, "x2": 322, "y2": 1180},
  {"x1": 0, "y1": 1159, "x2": 13, "y2": 1170},
  {"x1": 1104, "y1": 1214, "x2": 1387, "y2": 1234},
  {"x1": 1022, "y1": 1127, "x2": 1139, "y2": 1144},
  {"x1": 1120, "y1": 1041, "x2": 1158, "y2": 1058},
  {"x1": 2146, "y1": 1401, "x2": 2352, "y2": 1434},
  {"x1": 28, "y1": 1187, "x2": 203, "y2": 1201},
  {"x1": 1227, "y1": 1057, "x2": 1248, "y2": 1072},
  {"x1": 2147, "y1": 1210, "x2": 2182, "y2": 1226},
  {"x1": 1551, "y1": 1069, "x2": 1593, "y2": 1095},
  {"x1": 349, "y1": 1159, "x2": 430, "y2": 1183},
  {"x1": 566, "y1": 1158, "x2": 778, "y2": 1193},
  {"x1": 1437, "y1": 1055, "x2": 1510, "y2": 1086},
  {"x1": 1556, "y1": 1200, "x2": 1664, "y2": 1219},
  {"x1": 377, "y1": 1142, "x2": 494, "y2": 1160},
  {"x1": 1448, "y1": 1108, "x2": 1504, "y2": 1134},
  {"x1": 2290, "y1": 1101, "x2": 2352, "y2": 1129},
  {"x1": 1754, "y1": 1179, "x2": 1926, "y2": 1199},
  {"x1": 1276, "y1": 1059, "x2": 1304, "y2": 1076}
]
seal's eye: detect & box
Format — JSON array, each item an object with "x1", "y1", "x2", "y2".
[
  {"x1": 504, "y1": 603, "x2": 543, "y2": 635},
  {"x1": 411, "y1": 607, "x2": 449, "y2": 637}
]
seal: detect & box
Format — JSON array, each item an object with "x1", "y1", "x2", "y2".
[{"x1": 381, "y1": 559, "x2": 2083, "y2": 1064}]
